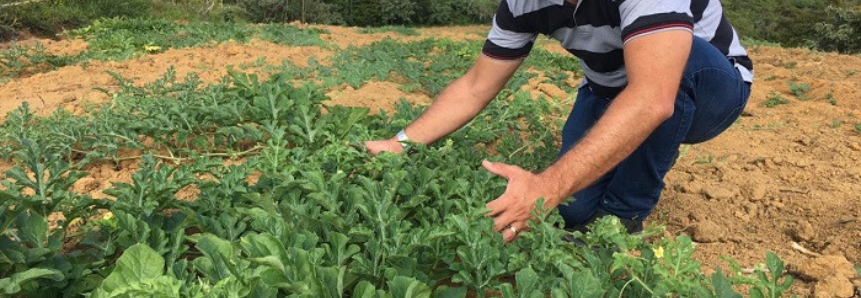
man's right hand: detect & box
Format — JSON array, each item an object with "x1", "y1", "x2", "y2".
[{"x1": 364, "y1": 138, "x2": 404, "y2": 156}]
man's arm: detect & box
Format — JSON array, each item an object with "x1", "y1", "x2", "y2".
[
  {"x1": 537, "y1": 30, "x2": 693, "y2": 203},
  {"x1": 484, "y1": 30, "x2": 693, "y2": 242},
  {"x1": 365, "y1": 55, "x2": 523, "y2": 155}
]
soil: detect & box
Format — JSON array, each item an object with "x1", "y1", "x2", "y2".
[{"x1": 2, "y1": 25, "x2": 860, "y2": 297}]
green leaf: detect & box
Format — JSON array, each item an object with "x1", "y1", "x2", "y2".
[
  {"x1": 353, "y1": 281, "x2": 383, "y2": 298},
  {"x1": 194, "y1": 234, "x2": 237, "y2": 281},
  {"x1": 711, "y1": 268, "x2": 743, "y2": 298},
  {"x1": 765, "y1": 252, "x2": 785, "y2": 279},
  {"x1": 0, "y1": 268, "x2": 63, "y2": 295},
  {"x1": 98, "y1": 244, "x2": 165, "y2": 295},
  {"x1": 749, "y1": 287, "x2": 765, "y2": 298},
  {"x1": 388, "y1": 276, "x2": 431, "y2": 298},
  {"x1": 432, "y1": 286, "x2": 466, "y2": 298},
  {"x1": 514, "y1": 267, "x2": 543, "y2": 297},
  {"x1": 15, "y1": 212, "x2": 47, "y2": 246}
]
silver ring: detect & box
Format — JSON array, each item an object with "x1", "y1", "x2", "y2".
[{"x1": 509, "y1": 225, "x2": 517, "y2": 234}]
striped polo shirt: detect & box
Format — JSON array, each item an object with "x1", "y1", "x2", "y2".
[{"x1": 483, "y1": 0, "x2": 753, "y2": 98}]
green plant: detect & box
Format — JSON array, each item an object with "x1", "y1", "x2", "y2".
[
  {"x1": 0, "y1": 43, "x2": 75, "y2": 80},
  {"x1": 764, "y1": 93, "x2": 790, "y2": 108},
  {"x1": 831, "y1": 120, "x2": 844, "y2": 128},
  {"x1": 855, "y1": 122, "x2": 861, "y2": 132},
  {"x1": 0, "y1": 44, "x2": 794, "y2": 297},
  {"x1": 826, "y1": 92, "x2": 838, "y2": 105},
  {"x1": 358, "y1": 26, "x2": 421, "y2": 36},
  {"x1": 788, "y1": 82, "x2": 811, "y2": 100}
]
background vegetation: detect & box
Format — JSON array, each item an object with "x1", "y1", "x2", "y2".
[{"x1": 1, "y1": 0, "x2": 860, "y2": 49}]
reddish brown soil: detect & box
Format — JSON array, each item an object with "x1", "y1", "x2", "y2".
[{"x1": 1, "y1": 25, "x2": 860, "y2": 297}]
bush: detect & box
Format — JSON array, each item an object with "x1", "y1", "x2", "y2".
[
  {"x1": 811, "y1": 6, "x2": 861, "y2": 53},
  {"x1": 235, "y1": 0, "x2": 344, "y2": 24},
  {"x1": 1, "y1": 0, "x2": 153, "y2": 37}
]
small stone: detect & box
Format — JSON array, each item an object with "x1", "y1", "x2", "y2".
[
  {"x1": 689, "y1": 220, "x2": 723, "y2": 243},
  {"x1": 790, "y1": 220, "x2": 816, "y2": 242},
  {"x1": 813, "y1": 275, "x2": 855, "y2": 298}
]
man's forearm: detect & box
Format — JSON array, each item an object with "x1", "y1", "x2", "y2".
[
  {"x1": 538, "y1": 87, "x2": 674, "y2": 205},
  {"x1": 402, "y1": 75, "x2": 493, "y2": 144}
]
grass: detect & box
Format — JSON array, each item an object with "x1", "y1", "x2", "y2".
[{"x1": 856, "y1": 122, "x2": 861, "y2": 132}]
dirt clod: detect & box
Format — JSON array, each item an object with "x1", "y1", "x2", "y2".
[
  {"x1": 790, "y1": 220, "x2": 817, "y2": 242},
  {"x1": 794, "y1": 255, "x2": 856, "y2": 281},
  {"x1": 72, "y1": 177, "x2": 101, "y2": 194},
  {"x1": 703, "y1": 185, "x2": 735, "y2": 201},
  {"x1": 689, "y1": 220, "x2": 723, "y2": 243},
  {"x1": 813, "y1": 275, "x2": 856, "y2": 298}
]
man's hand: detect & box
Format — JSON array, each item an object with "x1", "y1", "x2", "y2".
[
  {"x1": 364, "y1": 138, "x2": 404, "y2": 156},
  {"x1": 483, "y1": 160, "x2": 562, "y2": 243}
]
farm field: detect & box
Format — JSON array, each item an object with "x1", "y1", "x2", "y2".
[{"x1": 1, "y1": 20, "x2": 860, "y2": 297}]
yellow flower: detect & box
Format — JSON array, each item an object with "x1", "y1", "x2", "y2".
[
  {"x1": 144, "y1": 45, "x2": 162, "y2": 52},
  {"x1": 652, "y1": 246, "x2": 665, "y2": 259},
  {"x1": 102, "y1": 212, "x2": 114, "y2": 220}
]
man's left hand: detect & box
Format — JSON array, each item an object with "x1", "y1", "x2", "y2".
[{"x1": 483, "y1": 160, "x2": 560, "y2": 243}]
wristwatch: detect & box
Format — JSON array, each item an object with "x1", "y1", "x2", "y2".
[{"x1": 396, "y1": 129, "x2": 410, "y2": 148}]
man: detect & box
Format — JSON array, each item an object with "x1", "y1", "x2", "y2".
[{"x1": 365, "y1": 0, "x2": 752, "y2": 243}]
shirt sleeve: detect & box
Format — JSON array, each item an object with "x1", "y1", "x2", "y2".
[
  {"x1": 618, "y1": 0, "x2": 694, "y2": 44},
  {"x1": 482, "y1": 0, "x2": 539, "y2": 60}
]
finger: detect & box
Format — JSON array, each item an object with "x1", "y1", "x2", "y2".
[
  {"x1": 485, "y1": 196, "x2": 508, "y2": 217},
  {"x1": 493, "y1": 212, "x2": 516, "y2": 232},
  {"x1": 502, "y1": 221, "x2": 526, "y2": 243},
  {"x1": 482, "y1": 160, "x2": 518, "y2": 180}
]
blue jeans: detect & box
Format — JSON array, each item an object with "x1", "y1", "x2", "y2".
[{"x1": 557, "y1": 37, "x2": 751, "y2": 228}]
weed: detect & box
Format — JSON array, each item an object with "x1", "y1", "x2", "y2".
[
  {"x1": 831, "y1": 120, "x2": 844, "y2": 128},
  {"x1": 782, "y1": 62, "x2": 797, "y2": 69},
  {"x1": 788, "y1": 82, "x2": 810, "y2": 100},
  {"x1": 764, "y1": 93, "x2": 790, "y2": 108},
  {"x1": 826, "y1": 92, "x2": 837, "y2": 105},
  {"x1": 855, "y1": 122, "x2": 861, "y2": 132},
  {"x1": 848, "y1": 70, "x2": 858, "y2": 77},
  {"x1": 694, "y1": 154, "x2": 715, "y2": 165}
]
